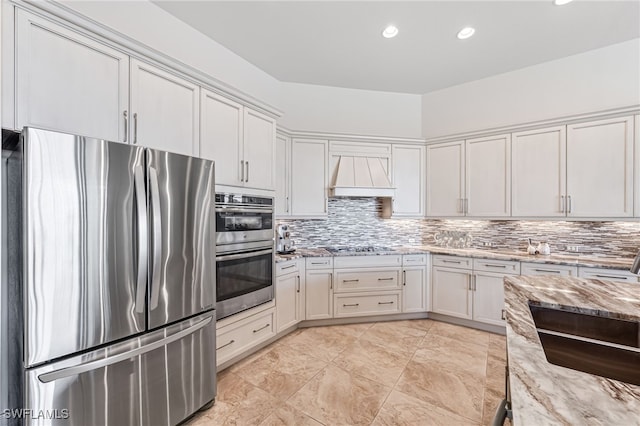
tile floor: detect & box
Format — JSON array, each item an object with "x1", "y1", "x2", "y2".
[{"x1": 185, "y1": 319, "x2": 508, "y2": 426}]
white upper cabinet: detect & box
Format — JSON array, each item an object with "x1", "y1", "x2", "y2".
[
  {"x1": 466, "y1": 134, "x2": 511, "y2": 217},
  {"x1": 200, "y1": 89, "x2": 243, "y2": 185},
  {"x1": 290, "y1": 139, "x2": 328, "y2": 217},
  {"x1": 130, "y1": 59, "x2": 199, "y2": 156},
  {"x1": 15, "y1": 10, "x2": 129, "y2": 142},
  {"x1": 275, "y1": 133, "x2": 290, "y2": 216},
  {"x1": 244, "y1": 109, "x2": 276, "y2": 191},
  {"x1": 392, "y1": 144, "x2": 425, "y2": 217},
  {"x1": 426, "y1": 141, "x2": 465, "y2": 216},
  {"x1": 512, "y1": 126, "x2": 566, "y2": 217},
  {"x1": 635, "y1": 114, "x2": 640, "y2": 217},
  {"x1": 566, "y1": 116, "x2": 634, "y2": 217}
]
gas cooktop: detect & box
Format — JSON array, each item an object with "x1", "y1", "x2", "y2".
[{"x1": 323, "y1": 246, "x2": 394, "y2": 254}]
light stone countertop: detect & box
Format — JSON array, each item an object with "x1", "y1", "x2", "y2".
[
  {"x1": 504, "y1": 275, "x2": 640, "y2": 425},
  {"x1": 276, "y1": 245, "x2": 636, "y2": 271}
]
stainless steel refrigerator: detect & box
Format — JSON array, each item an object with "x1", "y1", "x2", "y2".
[{"x1": 1, "y1": 128, "x2": 216, "y2": 425}]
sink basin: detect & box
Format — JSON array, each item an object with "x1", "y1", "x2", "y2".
[{"x1": 528, "y1": 302, "x2": 640, "y2": 386}]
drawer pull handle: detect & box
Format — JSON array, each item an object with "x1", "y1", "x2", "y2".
[
  {"x1": 442, "y1": 260, "x2": 461, "y2": 264},
  {"x1": 485, "y1": 264, "x2": 507, "y2": 269},
  {"x1": 343, "y1": 303, "x2": 359, "y2": 307},
  {"x1": 311, "y1": 262, "x2": 328, "y2": 265},
  {"x1": 378, "y1": 278, "x2": 394, "y2": 281},
  {"x1": 378, "y1": 301, "x2": 394, "y2": 305},
  {"x1": 533, "y1": 269, "x2": 561, "y2": 274},
  {"x1": 595, "y1": 274, "x2": 625, "y2": 280},
  {"x1": 343, "y1": 279, "x2": 360, "y2": 283},
  {"x1": 217, "y1": 339, "x2": 235, "y2": 350},
  {"x1": 253, "y1": 324, "x2": 270, "y2": 333},
  {"x1": 281, "y1": 264, "x2": 296, "y2": 270}
]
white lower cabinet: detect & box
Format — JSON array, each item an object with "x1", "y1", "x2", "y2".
[
  {"x1": 216, "y1": 308, "x2": 275, "y2": 367},
  {"x1": 334, "y1": 291, "x2": 401, "y2": 318},
  {"x1": 275, "y1": 260, "x2": 304, "y2": 333},
  {"x1": 402, "y1": 254, "x2": 428, "y2": 313},
  {"x1": 521, "y1": 262, "x2": 577, "y2": 277},
  {"x1": 432, "y1": 265, "x2": 473, "y2": 319},
  {"x1": 305, "y1": 258, "x2": 334, "y2": 320},
  {"x1": 577, "y1": 267, "x2": 639, "y2": 283}
]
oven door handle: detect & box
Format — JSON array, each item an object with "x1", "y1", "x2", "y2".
[
  {"x1": 215, "y1": 207, "x2": 273, "y2": 214},
  {"x1": 216, "y1": 249, "x2": 273, "y2": 262}
]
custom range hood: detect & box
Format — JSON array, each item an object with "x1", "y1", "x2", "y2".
[{"x1": 330, "y1": 155, "x2": 395, "y2": 197}]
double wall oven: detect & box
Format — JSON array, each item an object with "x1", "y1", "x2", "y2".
[{"x1": 215, "y1": 193, "x2": 274, "y2": 320}]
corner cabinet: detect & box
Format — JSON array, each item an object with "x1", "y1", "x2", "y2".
[
  {"x1": 200, "y1": 89, "x2": 276, "y2": 190},
  {"x1": 275, "y1": 260, "x2": 305, "y2": 333},
  {"x1": 130, "y1": 59, "x2": 199, "y2": 156},
  {"x1": 426, "y1": 141, "x2": 465, "y2": 216},
  {"x1": 391, "y1": 144, "x2": 425, "y2": 217},
  {"x1": 14, "y1": 9, "x2": 129, "y2": 142},
  {"x1": 401, "y1": 255, "x2": 428, "y2": 313},
  {"x1": 305, "y1": 258, "x2": 334, "y2": 320}
]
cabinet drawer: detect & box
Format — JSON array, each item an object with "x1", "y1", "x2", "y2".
[
  {"x1": 306, "y1": 257, "x2": 333, "y2": 270},
  {"x1": 578, "y1": 267, "x2": 639, "y2": 283},
  {"x1": 432, "y1": 255, "x2": 472, "y2": 269},
  {"x1": 334, "y1": 292, "x2": 401, "y2": 318},
  {"x1": 521, "y1": 262, "x2": 577, "y2": 277},
  {"x1": 333, "y1": 255, "x2": 401, "y2": 269},
  {"x1": 216, "y1": 309, "x2": 275, "y2": 366},
  {"x1": 276, "y1": 260, "x2": 299, "y2": 276},
  {"x1": 473, "y1": 258, "x2": 520, "y2": 274},
  {"x1": 334, "y1": 269, "x2": 400, "y2": 292},
  {"x1": 403, "y1": 254, "x2": 427, "y2": 266}
]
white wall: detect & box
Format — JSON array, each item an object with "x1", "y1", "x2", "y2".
[
  {"x1": 421, "y1": 38, "x2": 640, "y2": 139},
  {"x1": 60, "y1": 0, "x2": 282, "y2": 109},
  {"x1": 280, "y1": 82, "x2": 423, "y2": 138}
]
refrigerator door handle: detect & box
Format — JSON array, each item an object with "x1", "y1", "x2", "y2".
[
  {"x1": 38, "y1": 316, "x2": 213, "y2": 384},
  {"x1": 134, "y1": 166, "x2": 148, "y2": 314},
  {"x1": 149, "y1": 167, "x2": 162, "y2": 310}
]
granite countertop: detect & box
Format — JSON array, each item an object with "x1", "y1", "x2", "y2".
[
  {"x1": 276, "y1": 245, "x2": 635, "y2": 270},
  {"x1": 504, "y1": 275, "x2": 640, "y2": 425}
]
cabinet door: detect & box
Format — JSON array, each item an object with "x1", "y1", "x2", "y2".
[
  {"x1": 200, "y1": 89, "x2": 243, "y2": 186},
  {"x1": 305, "y1": 270, "x2": 333, "y2": 320},
  {"x1": 402, "y1": 267, "x2": 426, "y2": 313},
  {"x1": 15, "y1": 10, "x2": 129, "y2": 142},
  {"x1": 431, "y1": 267, "x2": 472, "y2": 319},
  {"x1": 567, "y1": 116, "x2": 634, "y2": 217},
  {"x1": 291, "y1": 139, "x2": 328, "y2": 216},
  {"x1": 243, "y1": 109, "x2": 276, "y2": 190},
  {"x1": 426, "y1": 141, "x2": 465, "y2": 216},
  {"x1": 275, "y1": 133, "x2": 290, "y2": 216},
  {"x1": 276, "y1": 273, "x2": 299, "y2": 332},
  {"x1": 512, "y1": 126, "x2": 566, "y2": 217},
  {"x1": 466, "y1": 134, "x2": 511, "y2": 216},
  {"x1": 130, "y1": 59, "x2": 199, "y2": 156},
  {"x1": 472, "y1": 272, "x2": 507, "y2": 326},
  {"x1": 392, "y1": 144, "x2": 425, "y2": 217}
]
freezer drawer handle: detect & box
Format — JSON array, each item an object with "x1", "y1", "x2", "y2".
[
  {"x1": 149, "y1": 167, "x2": 162, "y2": 310},
  {"x1": 134, "y1": 166, "x2": 148, "y2": 314},
  {"x1": 38, "y1": 316, "x2": 213, "y2": 383}
]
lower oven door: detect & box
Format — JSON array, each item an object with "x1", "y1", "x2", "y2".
[{"x1": 216, "y1": 246, "x2": 274, "y2": 320}]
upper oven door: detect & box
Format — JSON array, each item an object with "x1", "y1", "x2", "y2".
[{"x1": 215, "y1": 204, "x2": 273, "y2": 245}]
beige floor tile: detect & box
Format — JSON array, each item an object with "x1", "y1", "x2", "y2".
[
  {"x1": 359, "y1": 321, "x2": 426, "y2": 356},
  {"x1": 277, "y1": 326, "x2": 357, "y2": 362},
  {"x1": 395, "y1": 358, "x2": 485, "y2": 423},
  {"x1": 231, "y1": 344, "x2": 328, "y2": 400},
  {"x1": 485, "y1": 355, "x2": 507, "y2": 393},
  {"x1": 383, "y1": 318, "x2": 436, "y2": 332},
  {"x1": 481, "y1": 388, "x2": 506, "y2": 426},
  {"x1": 228, "y1": 344, "x2": 277, "y2": 374},
  {"x1": 488, "y1": 335, "x2": 507, "y2": 362},
  {"x1": 332, "y1": 338, "x2": 412, "y2": 385},
  {"x1": 259, "y1": 404, "x2": 324, "y2": 426},
  {"x1": 428, "y1": 321, "x2": 490, "y2": 349},
  {"x1": 317, "y1": 322, "x2": 375, "y2": 338},
  {"x1": 288, "y1": 365, "x2": 391, "y2": 426},
  {"x1": 197, "y1": 372, "x2": 279, "y2": 425},
  {"x1": 413, "y1": 335, "x2": 488, "y2": 376},
  {"x1": 372, "y1": 390, "x2": 480, "y2": 426}
]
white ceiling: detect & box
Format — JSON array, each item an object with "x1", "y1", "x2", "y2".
[{"x1": 153, "y1": 1, "x2": 640, "y2": 95}]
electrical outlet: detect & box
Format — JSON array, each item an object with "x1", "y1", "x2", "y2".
[
  {"x1": 482, "y1": 242, "x2": 495, "y2": 247},
  {"x1": 566, "y1": 245, "x2": 582, "y2": 253}
]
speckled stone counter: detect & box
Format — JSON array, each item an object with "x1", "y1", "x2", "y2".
[
  {"x1": 504, "y1": 275, "x2": 640, "y2": 425},
  {"x1": 276, "y1": 245, "x2": 635, "y2": 270}
]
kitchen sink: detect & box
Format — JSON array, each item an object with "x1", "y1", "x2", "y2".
[{"x1": 528, "y1": 302, "x2": 640, "y2": 386}]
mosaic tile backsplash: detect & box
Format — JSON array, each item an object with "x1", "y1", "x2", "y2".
[{"x1": 278, "y1": 198, "x2": 640, "y2": 259}]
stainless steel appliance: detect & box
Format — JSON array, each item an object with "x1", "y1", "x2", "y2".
[
  {"x1": 215, "y1": 193, "x2": 274, "y2": 320},
  {"x1": 1, "y1": 128, "x2": 216, "y2": 426},
  {"x1": 276, "y1": 224, "x2": 294, "y2": 254}
]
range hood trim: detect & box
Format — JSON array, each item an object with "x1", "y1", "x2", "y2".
[
  {"x1": 330, "y1": 186, "x2": 396, "y2": 198},
  {"x1": 330, "y1": 155, "x2": 395, "y2": 198}
]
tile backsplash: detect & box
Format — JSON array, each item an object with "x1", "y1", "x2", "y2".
[{"x1": 278, "y1": 198, "x2": 640, "y2": 258}]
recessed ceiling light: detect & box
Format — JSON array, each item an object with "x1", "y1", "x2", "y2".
[
  {"x1": 382, "y1": 25, "x2": 399, "y2": 39},
  {"x1": 457, "y1": 27, "x2": 475, "y2": 40},
  {"x1": 554, "y1": 0, "x2": 574, "y2": 5}
]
